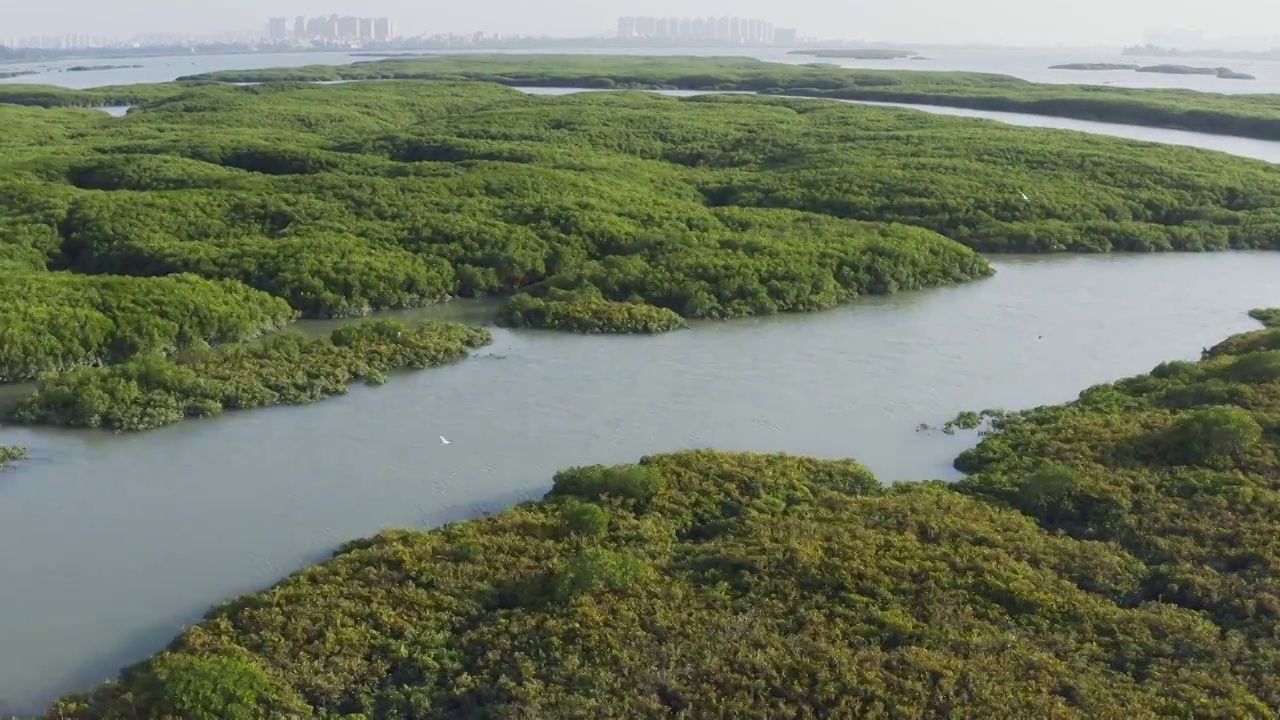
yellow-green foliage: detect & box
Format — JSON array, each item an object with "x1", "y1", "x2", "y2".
[
  {"x1": 0, "y1": 444, "x2": 26, "y2": 472},
  {"x1": 43, "y1": 312, "x2": 1280, "y2": 717}
]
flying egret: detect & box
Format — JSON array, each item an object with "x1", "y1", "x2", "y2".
[
  {"x1": 1019, "y1": 191, "x2": 1030, "y2": 201},
  {"x1": 440, "y1": 436, "x2": 451, "y2": 445}
]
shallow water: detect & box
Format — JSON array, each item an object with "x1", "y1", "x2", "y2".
[{"x1": 2, "y1": 253, "x2": 1280, "y2": 713}]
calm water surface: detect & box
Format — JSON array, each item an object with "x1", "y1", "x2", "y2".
[
  {"x1": 4, "y1": 46, "x2": 1280, "y2": 93},
  {"x1": 2, "y1": 253, "x2": 1280, "y2": 713}
]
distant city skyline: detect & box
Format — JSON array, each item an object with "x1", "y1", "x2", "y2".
[
  {"x1": 266, "y1": 15, "x2": 397, "y2": 44},
  {"x1": 5, "y1": 2, "x2": 1280, "y2": 50},
  {"x1": 615, "y1": 16, "x2": 796, "y2": 45}
]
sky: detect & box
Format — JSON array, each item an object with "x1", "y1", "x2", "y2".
[{"x1": 5, "y1": 0, "x2": 1280, "y2": 46}]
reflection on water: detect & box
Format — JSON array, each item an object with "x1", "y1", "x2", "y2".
[{"x1": 2, "y1": 253, "x2": 1280, "y2": 713}]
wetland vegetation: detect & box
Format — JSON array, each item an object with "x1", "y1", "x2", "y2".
[
  {"x1": 161, "y1": 55, "x2": 1280, "y2": 141},
  {"x1": 38, "y1": 310, "x2": 1280, "y2": 717},
  {"x1": 6, "y1": 55, "x2": 1280, "y2": 716},
  {"x1": 3, "y1": 74, "x2": 1280, "y2": 423},
  {"x1": 1136, "y1": 64, "x2": 1255, "y2": 80},
  {"x1": 11, "y1": 319, "x2": 491, "y2": 432},
  {"x1": 0, "y1": 445, "x2": 25, "y2": 472}
]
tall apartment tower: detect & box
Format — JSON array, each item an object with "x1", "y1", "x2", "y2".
[
  {"x1": 266, "y1": 17, "x2": 289, "y2": 41},
  {"x1": 293, "y1": 16, "x2": 306, "y2": 40},
  {"x1": 359, "y1": 18, "x2": 374, "y2": 41},
  {"x1": 337, "y1": 16, "x2": 359, "y2": 40},
  {"x1": 618, "y1": 17, "x2": 637, "y2": 37},
  {"x1": 374, "y1": 18, "x2": 395, "y2": 42}
]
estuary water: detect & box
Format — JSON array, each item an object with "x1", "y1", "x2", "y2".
[
  {"x1": 3, "y1": 45, "x2": 1280, "y2": 94},
  {"x1": 3, "y1": 67, "x2": 1280, "y2": 715}
]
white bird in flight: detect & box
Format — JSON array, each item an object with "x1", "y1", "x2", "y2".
[
  {"x1": 440, "y1": 436, "x2": 451, "y2": 445},
  {"x1": 1019, "y1": 191, "x2": 1030, "y2": 201}
]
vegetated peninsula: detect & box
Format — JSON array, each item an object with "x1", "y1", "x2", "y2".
[
  {"x1": 42, "y1": 309, "x2": 1280, "y2": 717},
  {"x1": 4, "y1": 79, "x2": 1280, "y2": 422},
  {"x1": 788, "y1": 48, "x2": 918, "y2": 60},
  {"x1": 0, "y1": 69, "x2": 37, "y2": 79},
  {"x1": 65, "y1": 64, "x2": 143, "y2": 72},
  {"x1": 1048, "y1": 63, "x2": 1139, "y2": 71},
  {"x1": 13, "y1": 320, "x2": 491, "y2": 431},
  {"x1": 162, "y1": 55, "x2": 1280, "y2": 141}
]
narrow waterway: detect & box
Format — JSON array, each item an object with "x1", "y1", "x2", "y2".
[
  {"x1": 2, "y1": 253, "x2": 1280, "y2": 714},
  {"x1": 516, "y1": 87, "x2": 1280, "y2": 163}
]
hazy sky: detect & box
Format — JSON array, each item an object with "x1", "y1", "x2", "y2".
[{"x1": 6, "y1": 1, "x2": 1280, "y2": 46}]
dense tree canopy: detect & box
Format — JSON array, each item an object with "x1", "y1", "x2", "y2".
[
  {"x1": 496, "y1": 288, "x2": 689, "y2": 334},
  {"x1": 6, "y1": 75, "x2": 1280, "y2": 428},
  {"x1": 174, "y1": 54, "x2": 1280, "y2": 142},
  {"x1": 0, "y1": 271, "x2": 294, "y2": 382},
  {"x1": 37, "y1": 310, "x2": 1280, "y2": 717},
  {"x1": 3, "y1": 78, "x2": 1280, "y2": 357},
  {"x1": 12, "y1": 319, "x2": 491, "y2": 432}
]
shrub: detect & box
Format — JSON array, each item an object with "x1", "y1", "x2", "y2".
[
  {"x1": 1163, "y1": 406, "x2": 1263, "y2": 466},
  {"x1": 549, "y1": 465, "x2": 663, "y2": 505}
]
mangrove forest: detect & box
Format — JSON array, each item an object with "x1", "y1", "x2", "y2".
[
  {"x1": 3, "y1": 78, "x2": 1280, "y2": 364},
  {"x1": 11, "y1": 319, "x2": 492, "y2": 432},
  {"x1": 158, "y1": 54, "x2": 1280, "y2": 142},
  {"x1": 34, "y1": 308, "x2": 1280, "y2": 717}
]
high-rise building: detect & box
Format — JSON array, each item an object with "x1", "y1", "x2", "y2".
[
  {"x1": 294, "y1": 16, "x2": 306, "y2": 40},
  {"x1": 359, "y1": 18, "x2": 374, "y2": 41},
  {"x1": 374, "y1": 18, "x2": 395, "y2": 42},
  {"x1": 322, "y1": 15, "x2": 340, "y2": 39},
  {"x1": 266, "y1": 17, "x2": 289, "y2": 41},
  {"x1": 618, "y1": 17, "x2": 637, "y2": 38},
  {"x1": 677, "y1": 18, "x2": 692, "y2": 38},
  {"x1": 337, "y1": 16, "x2": 359, "y2": 40}
]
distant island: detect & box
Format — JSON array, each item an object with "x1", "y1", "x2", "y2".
[
  {"x1": 1047, "y1": 62, "x2": 1253, "y2": 80},
  {"x1": 0, "y1": 69, "x2": 36, "y2": 79},
  {"x1": 1137, "y1": 64, "x2": 1255, "y2": 79},
  {"x1": 789, "y1": 48, "x2": 919, "y2": 60},
  {"x1": 66, "y1": 64, "x2": 143, "y2": 72},
  {"x1": 1049, "y1": 63, "x2": 1139, "y2": 71},
  {"x1": 1123, "y1": 44, "x2": 1280, "y2": 61}
]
